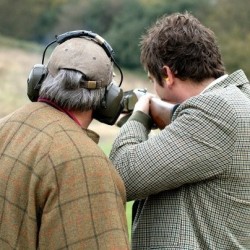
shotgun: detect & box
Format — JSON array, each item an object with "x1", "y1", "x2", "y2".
[
  {"x1": 121, "y1": 89, "x2": 177, "y2": 129},
  {"x1": 149, "y1": 97, "x2": 176, "y2": 129}
]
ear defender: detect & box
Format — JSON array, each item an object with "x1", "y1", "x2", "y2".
[
  {"x1": 27, "y1": 64, "x2": 48, "y2": 102},
  {"x1": 26, "y1": 30, "x2": 124, "y2": 125},
  {"x1": 93, "y1": 82, "x2": 124, "y2": 125}
]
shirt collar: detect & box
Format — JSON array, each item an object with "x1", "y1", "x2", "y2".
[
  {"x1": 201, "y1": 74, "x2": 228, "y2": 94},
  {"x1": 38, "y1": 98, "x2": 82, "y2": 126}
]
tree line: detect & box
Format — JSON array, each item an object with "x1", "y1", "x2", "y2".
[{"x1": 0, "y1": 0, "x2": 249, "y2": 76}]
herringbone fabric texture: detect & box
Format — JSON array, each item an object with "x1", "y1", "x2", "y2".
[{"x1": 0, "y1": 102, "x2": 129, "y2": 249}]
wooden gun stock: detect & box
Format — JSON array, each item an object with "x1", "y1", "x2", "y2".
[
  {"x1": 149, "y1": 98, "x2": 176, "y2": 129},
  {"x1": 118, "y1": 89, "x2": 178, "y2": 129}
]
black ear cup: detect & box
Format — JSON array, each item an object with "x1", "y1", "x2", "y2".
[
  {"x1": 93, "y1": 82, "x2": 124, "y2": 125},
  {"x1": 27, "y1": 64, "x2": 48, "y2": 102},
  {"x1": 26, "y1": 30, "x2": 124, "y2": 125}
]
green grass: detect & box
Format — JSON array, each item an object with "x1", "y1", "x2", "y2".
[
  {"x1": 99, "y1": 143, "x2": 112, "y2": 155},
  {"x1": 0, "y1": 35, "x2": 43, "y2": 53},
  {"x1": 126, "y1": 201, "x2": 133, "y2": 240}
]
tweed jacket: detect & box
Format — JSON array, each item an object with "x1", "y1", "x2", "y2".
[
  {"x1": 0, "y1": 102, "x2": 130, "y2": 249},
  {"x1": 110, "y1": 70, "x2": 250, "y2": 249}
]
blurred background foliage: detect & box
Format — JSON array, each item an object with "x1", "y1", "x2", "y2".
[{"x1": 0, "y1": 0, "x2": 250, "y2": 75}]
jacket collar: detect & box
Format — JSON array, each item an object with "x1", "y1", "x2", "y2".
[
  {"x1": 38, "y1": 99, "x2": 100, "y2": 144},
  {"x1": 203, "y1": 69, "x2": 249, "y2": 94},
  {"x1": 82, "y1": 128, "x2": 100, "y2": 144}
]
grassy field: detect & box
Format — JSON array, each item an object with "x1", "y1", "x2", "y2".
[
  {"x1": 0, "y1": 36, "x2": 153, "y2": 240},
  {"x1": 126, "y1": 201, "x2": 133, "y2": 239}
]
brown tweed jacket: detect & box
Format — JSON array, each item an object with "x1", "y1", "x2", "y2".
[{"x1": 0, "y1": 102, "x2": 130, "y2": 249}]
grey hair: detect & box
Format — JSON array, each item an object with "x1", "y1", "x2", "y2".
[{"x1": 39, "y1": 69, "x2": 106, "y2": 111}]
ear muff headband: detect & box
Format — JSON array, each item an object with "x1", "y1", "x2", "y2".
[
  {"x1": 27, "y1": 30, "x2": 125, "y2": 126},
  {"x1": 41, "y1": 30, "x2": 123, "y2": 86}
]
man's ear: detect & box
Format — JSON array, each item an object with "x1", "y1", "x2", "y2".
[{"x1": 162, "y1": 66, "x2": 175, "y2": 88}]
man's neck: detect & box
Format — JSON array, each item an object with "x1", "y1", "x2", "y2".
[
  {"x1": 71, "y1": 110, "x2": 93, "y2": 128},
  {"x1": 38, "y1": 98, "x2": 93, "y2": 128},
  {"x1": 200, "y1": 74, "x2": 228, "y2": 94},
  {"x1": 176, "y1": 77, "x2": 216, "y2": 102}
]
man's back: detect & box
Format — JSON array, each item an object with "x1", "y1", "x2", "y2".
[
  {"x1": 111, "y1": 70, "x2": 250, "y2": 249},
  {"x1": 0, "y1": 102, "x2": 129, "y2": 249}
]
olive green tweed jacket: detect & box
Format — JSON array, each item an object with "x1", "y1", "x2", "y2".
[{"x1": 0, "y1": 102, "x2": 129, "y2": 249}]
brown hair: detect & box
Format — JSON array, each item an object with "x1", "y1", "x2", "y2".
[{"x1": 140, "y1": 12, "x2": 225, "y2": 85}]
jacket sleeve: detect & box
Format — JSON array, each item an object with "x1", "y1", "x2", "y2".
[{"x1": 110, "y1": 94, "x2": 237, "y2": 201}]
